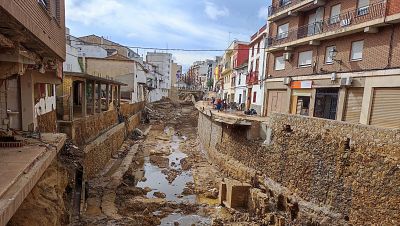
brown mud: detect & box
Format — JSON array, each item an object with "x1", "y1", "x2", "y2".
[{"x1": 77, "y1": 99, "x2": 256, "y2": 226}]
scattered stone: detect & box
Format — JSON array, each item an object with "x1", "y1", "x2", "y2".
[
  {"x1": 141, "y1": 177, "x2": 147, "y2": 182},
  {"x1": 205, "y1": 188, "x2": 219, "y2": 199},
  {"x1": 153, "y1": 191, "x2": 166, "y2": 199},
  {"x1": 150, "y1": 156, "x2": 169, "y2": 168}
]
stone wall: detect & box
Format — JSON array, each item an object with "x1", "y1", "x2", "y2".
[
  {"x1": 120, "y1": 101, "x2": 144, "y2": 118},
  {"x1": 83, "y1": 122, "x2": 126, "y2": 178},
  {"x1": 73, "y1": 109, "x2": 118, "y2": 145},
  {"x1": 198, "y1": 112, "x2": 400, "y2": 225},
  {"x1": 37, "y1": 110, "x2": 57, "y2": 133},
  {"x1": 83, "y1": 111, "x2": 142, "y2": 179}
]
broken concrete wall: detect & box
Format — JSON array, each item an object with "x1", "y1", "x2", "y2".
[
  {"x1": 8, "y1": 153, "x2": 73, "y2": 226},
  {"x1": 198, "y1": 111, "x2": 400, "y2": 225}
]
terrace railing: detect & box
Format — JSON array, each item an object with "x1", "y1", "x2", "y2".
[{"x1": 268, "y1": 1, "x2": 386, "y2": 47}]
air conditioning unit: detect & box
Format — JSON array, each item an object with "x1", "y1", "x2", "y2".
[
  {"x1": 340, "y1": 18, "x2": 351, "y2": 27},
  {"x1": 331, "y1": 72, "x2": 337, "y2": 81},
  {"x1": 340, "y1": 77, "x2": 353, "y2": 86},
  {"x1": 283, "y1": 52, "x2": 292, "y2": 61},
  {"x1": 283, "y1": 77, "x2": 292, "y2": 85}
]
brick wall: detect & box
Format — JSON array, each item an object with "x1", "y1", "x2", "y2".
[
  {"x1": 198, "y1": 111, "x2": 400, "y2": 225},
  {"x1": 388, "y1": 0, "x2": 400, "y2": 15},
  {"x1": 268, "y1": 25, "x2": 398, "y2": 77},
  {"x1": 0, "y1": 0, "x2": 66, "y2": 59}
]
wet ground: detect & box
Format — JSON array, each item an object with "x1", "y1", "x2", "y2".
[{"x1": 77, "y1": 99, "x2": 253, "y2": 226}]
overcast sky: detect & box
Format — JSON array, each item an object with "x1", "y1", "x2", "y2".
[{"x1": 66, "y1": 0, "x2": 271, "y2": 70}]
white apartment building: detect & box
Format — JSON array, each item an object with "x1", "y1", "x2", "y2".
[{"x1": 146, "y1": 52, "x2": 173, "y2": 98}]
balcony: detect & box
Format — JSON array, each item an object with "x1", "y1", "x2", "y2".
[
  {"x1": 267, "y1": 1, "x2": 386, "y2": 50},
  {"x1": 268, "y1": 0, "x2": 317, "y2": 21},
  {"x1": 246, "y1": 71, "x2": 259, "y2": 85}
]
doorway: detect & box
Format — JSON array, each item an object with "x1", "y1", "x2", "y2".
[{"x1": 314, "y1": 88, "x2": 339, "y2": 120}]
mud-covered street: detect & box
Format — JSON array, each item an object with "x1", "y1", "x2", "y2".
[{"x1": 76, "y1": 99, "x2": 252, "y2": 226}]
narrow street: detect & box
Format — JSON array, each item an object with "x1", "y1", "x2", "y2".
[{"x1": 77, "y1": 99, "x2": 249, "y2": 226}]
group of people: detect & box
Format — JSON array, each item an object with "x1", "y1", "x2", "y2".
[
  {"x1": 210, "y1": 97, "x2": 258, "y2": 115},
  {"x1": 210, "y1": 97, "x2": 227, "y2": 112}
]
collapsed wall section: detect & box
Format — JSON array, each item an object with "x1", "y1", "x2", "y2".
[{"x1": 198, "y1": 111, "x2": 400, "y2": 225}]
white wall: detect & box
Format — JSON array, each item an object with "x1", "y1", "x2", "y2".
[{"x1": 64, "y1": 45, "x2": 82, "y2": 73}]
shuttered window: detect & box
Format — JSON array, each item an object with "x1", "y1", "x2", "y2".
[
  {"x1": 325, "y1": 46, "x2": 336, "y2": 64},
  {"x1": 275, "y1": 56, "x2": 285, "y2": 71},
  {"x1": 298, "y1": 50, "x2": 313, "y2": 67},
  {"x1": 358, "y1": 0, "x2": 370, "y2": 15},
  {"x1": 277, "y1": 23, "x2": 289, "y2": 39},
  {"x1": 330, "y1": 4, "x2": 341, "y2": 24},
  {"x1": 343, "y1": 88, "x2": 364, "y2": 123},
  {"x1": 370, "y1": 88, "x2": 400, "y2": 129},
  {"x1": 351, "y1": 40, "x2": 364, "y2": 61}
]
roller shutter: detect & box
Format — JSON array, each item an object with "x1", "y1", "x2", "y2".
[
  {"x1": 370, "y1": 88, "x2": 400, "y2": 129},
  {"x1": 343, "y1": 88, "x2": 364, "y2": 123}
]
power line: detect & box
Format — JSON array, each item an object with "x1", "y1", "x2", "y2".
[{"x1": 72, "y1": 38, "x2": 263, "y2": 52}]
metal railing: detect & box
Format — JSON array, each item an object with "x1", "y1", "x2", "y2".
[
  {"x1": 246, "y1": 71, "x2": 259, "y2": 85},
  {"x1": 268, "y1": 1, "x2": 386, "y2": 47},
  {"x1": 268, "y1": 0, "x2": 304, "y2": 17}
]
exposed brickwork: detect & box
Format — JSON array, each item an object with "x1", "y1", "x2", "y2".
[
  {"x1": 198, "y1": 111, "x2": 400, "y2": 225},
  {"x1": 268, "y1": 25, "x2": 397, "y2": 77},
  {"x1": 388, "y1": 0, "x2": 400, "y2": 15},
  {"x1": 37, "y1": 110, "x2": 57, "y2": 133}
]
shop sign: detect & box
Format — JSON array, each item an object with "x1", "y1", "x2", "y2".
[{"x1": 291, "y1": 81, "x2": 312, "y2": 89}]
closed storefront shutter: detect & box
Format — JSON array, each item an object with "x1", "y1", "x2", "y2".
[
  {"x1": 370, "y1": 88, "x2": 400, "y2": 129},
  {"x1": 267, "y1": 90, "x2": 287, "y2": 116},
  {"x1": 343, "y1": 88, "x2": 364, "y2": 123}
]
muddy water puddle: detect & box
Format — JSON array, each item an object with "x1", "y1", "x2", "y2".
[{"x1": 136, "y1": 128, "x2": 211, "y2": 225}]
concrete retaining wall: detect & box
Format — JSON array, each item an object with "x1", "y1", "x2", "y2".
[{"x1": 198, "y1": 111, "x2": 400, "y2": 225}]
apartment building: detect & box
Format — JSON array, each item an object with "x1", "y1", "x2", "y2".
[
  {"x1": 265, "y1": 0, "x2": 400, "y2": 129},
  {"x1": 0, "y1": 0, "x2": 66, "y2": 132},
  {"x1": 146, "y1": 52, "x2": 173, "y2": 97},
  {"x1": 222, "y1": 41, "x2": 249, "y2": 102},
  {"x1": 233, "y1": 63, "x2": 248, "y2": 108},
  {"x1": 79, "y1": 35, "x2": 140, "y2": 59},
  {"x1": 247, "y1": 24, "x2": 268, "y2": 114}
]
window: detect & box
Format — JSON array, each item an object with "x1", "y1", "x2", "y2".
[
  {"x1": 47, "y1": 84, "x2": 54, "y2": 97},
  {"x1": 280, "y1": 0, "x2": 291, "y2": 7},
  {"x1": 38, "y1": 0, "x2": 48, "y2": 8},
  {"x1": 325, "y1": 46, "x2": 336, "y2": 64},
  {"x1": 253, "y1": 92, "x2": 257, "y2": 103},
  {"x1": 357, "y1": 0, "x2": 370, "y2": 16},
  {"x1": 252, "y1": 47, "x2": 255, "y2": 56},
  {"x1": 257, "y1": 42, "x2": 261, "y2": 54},
  {"x1": 277, "y1": 23, "x2": 289, "y2": 40},
  {"x1": 330, "y1": 4, "x2": 341, "y2": 24},
  {"x1": 275, "y1": 56, "x2": 285, "y2": 71},
  {"x1": 298, "y1": 50, "x2": 313, "y2": 67},
  {"x1": 255, "y1": 59, "x2": 260, "y2": 72},
  {"x1": 351, "y1": 40, "x2": 364, "y2": 61}
]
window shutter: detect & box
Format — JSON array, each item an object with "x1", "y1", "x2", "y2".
[
  {"x1": 358, "y1": 0, "x2": 369, "y2": 8},
  {"x1": 325, "y1": 46, "x2": 336, "y2": 64},
  {"x1": 330, "y1": 4, "x2": 341, "y2": 24},
  {"x1": 351, "y1": 40, "x2": 364, "y2": 60},
  {"x1": 298, "y1": 51, "x2": 313, "y2": 67},
  {"x1": 277, "y1": 23, "x2": 289, "y2": 39},
  {"x1": 275, "y1": 56, "x2": 285, "y2": 70}
]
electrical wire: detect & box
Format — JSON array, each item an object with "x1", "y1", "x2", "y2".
[{"x1": 71, "y1": 38, "x2": 264, "y2": 52}]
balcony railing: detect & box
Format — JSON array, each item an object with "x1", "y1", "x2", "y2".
[
  {"x1": 268, "y1": 0, "x2": 303, "y2": 17},
  {"x1": 246, "y1": 71, "x2": 259, "y2": 85},
  {"x1": 268, "y1": 1, "x2": 386, "y2": 47}
]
